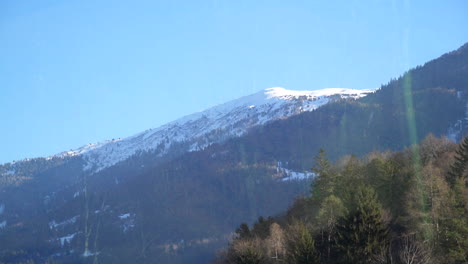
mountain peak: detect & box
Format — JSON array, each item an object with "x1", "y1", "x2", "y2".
[{"x1": 49, "y1": 87, "x2": 374, "y2": 173}]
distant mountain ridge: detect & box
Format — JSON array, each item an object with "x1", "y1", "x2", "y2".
[{"x1": 41, "y1": 87, "x2": 373, "y2": 173}]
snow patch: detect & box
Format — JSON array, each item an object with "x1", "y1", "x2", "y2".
[
  {"x1": 281, "y1": 170, "x2": 314, "y2": 181},
  {"x1": 0, "y1": 220, "x2": 6, "y2": 228},
  {"x1": 118, "y1": 213, "x2": 135, "y2": 232},
  {"x1": 0, "y1": 204, "x2": 4, "y2": 215},
  {"x1": 265, "y1": 87, "x2": 373, "y2": 100},
  {"x1": 276, "y1": 161, "x2": 315, "y2": 181},
  {"x1": 83, "y1": 250, "x2": 99, "y2": 257},
  {"x1": 118, "y1": 213, "x2": 131, "y2": 220},
  {"x1": 59, "y1": 233, "x2": 76, "y2": 246},
  {"x1": 49, "y1": 215, "x2": 79, "y2": 230},
  {"x1": 447, "y1": 100, "x2": 468, "y2": 142}
]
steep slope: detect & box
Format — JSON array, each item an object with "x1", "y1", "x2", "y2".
[
  {"x1": 0, "y1": 88, "x2": 371, "y2": 213},
  {"x1": 53, "y1": 87, "x2": 372, "y2": 173}
]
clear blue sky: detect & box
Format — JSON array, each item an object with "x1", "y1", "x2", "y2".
[{"x1": 1, "y1": 0, "x2": 467, "y2": 163}]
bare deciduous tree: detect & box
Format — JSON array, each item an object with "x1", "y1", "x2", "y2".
[
  {"x1": 399, "y1": 235, "x2": 432, "y2": 264},
  {"x1": 266, "y1": 223, "x2": 286, "y2": 262}
]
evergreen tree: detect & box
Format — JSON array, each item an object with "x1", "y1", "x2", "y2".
[
  {"x1": 369, "y1": 158, "x2": 408, "y2": 218},
  {"x1": 442, "y1": 177, "x2": 468, "y2": 263},
  {"x1": 310, "y1": 149, "x2": 336, "y2": 203},
  {"x1": 286, "y1": 223, "x2": 320, "y2": 264},
  {"x1": 235, "y1": 223, "x2": 251, "y2": 240},
  {"x1": 448, "y1": 136, "x2": 468, "y2": 186},
  {"x1": 335, "y1": 185, "x2": 390, "y2": 264},
  {"x1": 443, "y1": 137, "x2": 468, "y2": 262},
  {"x1": 252, "y1": 216, "x2": 275, "y2": 239}
]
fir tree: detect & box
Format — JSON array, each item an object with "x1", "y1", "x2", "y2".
[
  {"x1": 335, "y1": 185, "x2": 390, "y2": 264},
  {"x1": 443, "y1": 177, "x2": 468, "y2": 263},
  {"x1": 310, "y1": 149, "x2": 335, "y2": 203},
  {"x1": 443, "y1": 137, "x2": 468, "y2": 262},
  {"x1": 235, "y1": 223, "x2": 251, "y2": 240},
  {"x1": 286, "y1": 223, "x2": 320, "y2": 264},
  {"x1": 448, "y1": 136, "x2": 468, "y2": 186}
]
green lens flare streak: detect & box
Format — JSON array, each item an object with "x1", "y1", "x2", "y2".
[{"x1": 402, "y1": 73, "x2": 431, "y2": 240}]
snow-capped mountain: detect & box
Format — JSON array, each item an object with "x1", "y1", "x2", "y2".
[
  {"x1": 0, "y1": 42, "x2": 466, "y2": 264},
  {"x1": 53, "y1": 87, "x2": 373, "y2": 173}
]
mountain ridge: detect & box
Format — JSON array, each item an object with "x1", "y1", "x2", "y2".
[{"x1": 6, "y1": 87, "x2": 373, "y2": 173}]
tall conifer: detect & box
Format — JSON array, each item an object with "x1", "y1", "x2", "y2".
[{"x1": 335, "y1": 185, "x2": 389, "y2": 264}]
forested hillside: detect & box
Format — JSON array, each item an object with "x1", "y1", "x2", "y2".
[{"x1": 217, "y1": 135, "x2": 467, "y2": 264}]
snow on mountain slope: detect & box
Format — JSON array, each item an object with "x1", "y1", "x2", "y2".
[{"x1": 54, "y1": 87, "x2": 374, "y2": 173}]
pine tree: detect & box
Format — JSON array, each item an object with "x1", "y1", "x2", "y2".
[
  {"x1": 335, "y1": 185, "x2": 390, "y2": 264},
  {"x1": 235, "y1": 223, "x2": 251, "y2": 240},
  {"x1": 310, "y1": 149, "x2": 336, "y2": 203},
  {"x1": 286, "y1": 222, "x2": 320, "y2": 264},
  {"x1": 369, "y1": 158, "x2": 409, "y2": 219},
  {"x1": 442, "y1": 177, "x2": 468, "y2": 263},
  {"x1": 252, "y1": 216, "x2": 275, "y2": 239},
  {"x1": 443, "y1": 137, "x2": 468, "y2": 262},
  {"x1": 448, "y1": 136, "x2": 468, "y2": 186}
]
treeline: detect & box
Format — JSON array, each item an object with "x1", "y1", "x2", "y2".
[{"x1": 216, "y1": 135, "x2": 467, "y2": 264}]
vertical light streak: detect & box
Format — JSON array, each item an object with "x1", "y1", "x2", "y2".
[{"x1": 402, "y1": 16, "x2": 431, "y2": 240}]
